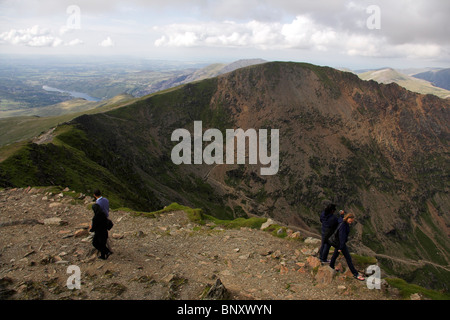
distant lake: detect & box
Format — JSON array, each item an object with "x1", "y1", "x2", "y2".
[{"x1": 42, "y1": 85, "x2": 101, "y2": 102}]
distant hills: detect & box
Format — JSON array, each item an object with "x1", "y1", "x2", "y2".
[
  {"x1": 1, "y1": 61, "x2": 449, "y2": 292},
  {"x1": 137, "y1": 59, "x2": 267, "y2": 95},
  {"x1": 357, "y1": 68, "x2": 450, "y2": 99},
  {"x1": 413, "y1": 68, "x2": 450, "y2": 91}
]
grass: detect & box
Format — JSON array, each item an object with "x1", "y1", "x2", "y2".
[
  {"x1": 385, "y1": 278, "x2": 450, "y2": 300},
  {"x1": 133, "y1": 202, "x2": 267, "y2": 230}
]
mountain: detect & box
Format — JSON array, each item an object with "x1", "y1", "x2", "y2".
[
  {"x1": 0, "y1": 93, "x2": 136, "y2": 148},
  {"x1": 357, "y1": 68, "x2": 450, "y2": 99},
  {"x1": 0, "y1": 61, "x2": 449, "y2": 291},
  {"x1": 140, "y1": 59, "x2": 266, "y2": 95},
  {"x1": 413, "y1": 68, "x2": 450, "y2": 91}
]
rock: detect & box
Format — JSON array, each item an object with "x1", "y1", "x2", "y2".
[
  {"x1": 77, "y1": 223, "x2": 90, "y2": 229},
  {"x1": 49, "y1": 202, "x2": 62, "y2": 208},
  {"x1": 314, "y1": 266, "x2": 336, "y2": 286},
  {"x1": 289, "y1": 231, "x2": 301, "y2": 239},
  {"x1": 43, "y1": 218, "x2": 67, "y2": 226},
  {"x1": 410, "y1": 293, "x2": 422, "y2": 300},
  {"x1": 304, "y1": 237, "x2": 321, "y2": 245},
  {"x1": 271, "y1": 250, "x2": 282, "y2": 259},
  {"x1": 204, "y1": 278, "x2": 229, "y2": 300},
  {"x1": 74, "y1": 229, "x2": 89, "y2": 237},
  {"x1": 112, "y1": 233, "x2": 124, "y2": 239},
  {"x1": 338, "y1": 285, "x2": 347, "y2": 291},
  {"x1": 306, "y1": 256, "x2": 321, "y2": 269},
  {"x1": 260, "y1": 218, "x2": 275, "y2": 230},
  {"x1": 135, "y1": 231, "x2": 146, "y2": 238},
  {"x1": 162, "y1": 274, "x2": 175, "y2": 283}
]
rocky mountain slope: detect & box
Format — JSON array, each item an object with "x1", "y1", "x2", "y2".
[
  {"x1": 1, "y1": 186, "x2": 430, "y2": 300},
  {"x1": 0, "y1": 61, "x2": 449, "y2": 292}
]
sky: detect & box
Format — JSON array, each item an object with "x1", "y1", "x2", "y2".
[{"x1": 0, "y1": 0, "x2": 449, "y2": 70}]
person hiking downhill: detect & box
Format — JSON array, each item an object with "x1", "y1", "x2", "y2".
[
  {"x1": 329, "y1": 213, "x2": 365, "y2": 281},
  {"x1": 318, "y1": 204, "x2": 338, "y2": 263},
  {"x1": 90, "y1": 203, "x2": 112, "y2": 260},
  {"x1": 93, "y1": 189, "x2": 113, "y2": 253}
]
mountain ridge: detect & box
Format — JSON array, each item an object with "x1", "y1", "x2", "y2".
[{"x1": 0, "y1": 61, "x2": 449, "y2": 292}]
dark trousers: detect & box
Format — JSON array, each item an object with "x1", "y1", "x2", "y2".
[
  {"x1": 92, "y1": 231, "x2": 110, "y2": 258},
  {"x1": 329, "y1": 244, "x2": 358, "y2": 276},
  {"x1": 319, "y1": 242, "x2": 332, "y2": 262}
]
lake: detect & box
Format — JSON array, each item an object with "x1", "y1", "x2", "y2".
[{"x1": 42, "y1": 85, "x2": 101, "y2": 102}]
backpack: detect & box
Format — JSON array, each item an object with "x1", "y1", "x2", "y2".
[
  {"x1": 106, "y1": 218, "x2": 114, "y2": 231},
  {"x1": 327, "y1": 222, "x2": 343, "y2": 248}
]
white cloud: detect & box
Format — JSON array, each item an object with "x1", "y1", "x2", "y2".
[
  {"x1": 99, "y1": 36, "x2": 114, "y2": 47},
  {"x1": 66, "y1": 38, "x2": 84, "y2": 46},
  {"x1": 0, "y1": 25, "x2": 85, "y2": 48},
  {"x1": 154, "y1": 16, "x2": 339, "y2": 51},
  {"x1": 0, "y1": 25, "x2": 63, "y2": 47}
]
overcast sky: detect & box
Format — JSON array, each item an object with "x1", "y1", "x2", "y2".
[{"x1": 0, "y1": 0, "x2": 448, "y2": 69}]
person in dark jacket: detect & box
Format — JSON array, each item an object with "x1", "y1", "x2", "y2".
[
  {"x1": 329, "y1": 213, "x2": 365, "y2": 281},
  {"x1": 90, "y1": 203, "x2": 112, "y2": 260},
  {"x1": 318, "y1": 203, "x2": 338, "y2": 263}
]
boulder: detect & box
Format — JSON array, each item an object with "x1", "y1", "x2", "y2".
[
  {"x1": 260, "y1": 218, "x2": 275, "y2": 230},
  {"x1": 306, "y1": 256, "x2": 321, "y2": 269},
  {"x1": 314, "y1": 266, "x2": 336, "y2": 286}
]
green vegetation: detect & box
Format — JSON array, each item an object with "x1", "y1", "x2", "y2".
[
  {"x1": 385, "y1": 278, "x2": 450, "y2": 300},
  {"x1": 133, "y1": 202, "x2": 267, "y2": 230}
]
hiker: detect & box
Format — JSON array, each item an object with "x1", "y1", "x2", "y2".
[
  {"x1": 93, "y1": 189, "x2": 113, "y2": 253},
  {"x1": 329, "y1": 213, "x2": 365, "y2": 281},
  {"x1": 94, "y1": 189, "x2": 109, "y2": 218},
  {"x1": 318, "y1": 203, "x2": 338, "y2": 263},
  {"x1": 338, "y1": 209, "x2": 345, "y2": 223},
  {"x1": 89, "y1": 203, "x2": 112, "y2": 260}
]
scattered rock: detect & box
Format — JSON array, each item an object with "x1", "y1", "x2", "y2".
[
  {"x1": 203, "y1": 278, "x2": 229, "y2": 300},
  {"x1": 304, "y1": 237, "x2": 321, "y2": 245},
  {"x1": 43, "y1": 218, "x2": 67, "y2": 226},
  {"x1": 74, "y1": 229, "x2": 89, "y2": 238},
  {"x1": 410, "y1": 293, "x2": 422, "y2": 300},
  {"x1": 306, "y1": 256, "x2": 321, "y2": 269},
  {"x1": 260, "y1": 218, "x2": 275, "y2": 230},
  {"x1": 315, "y1": 266, "x2": 336, "y2": 286},
  {"x1": 288, "y1": 231, "x2": 301, "y2": 239}
]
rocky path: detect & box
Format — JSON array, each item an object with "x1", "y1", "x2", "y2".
[{"x1": 0, "y1": 187, "x2": 395, "y2": 300}]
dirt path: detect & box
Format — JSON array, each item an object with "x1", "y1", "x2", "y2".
[{"x1": 0, "y1": 187, "x2": 394, "y2": 300}]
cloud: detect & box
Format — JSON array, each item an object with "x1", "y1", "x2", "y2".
[
  {"x1": 66, "y1": 38, "x2": 84, "y2": 46},
  {"x1": 98, "y1": 36, "x2": 114, "y2": 47},
  {"x1": 154, "y1": 16, "x2": 340, "y2": 52},
  {"x1": 0, "y1": 25, "x2": 85, "y2": 48},
  {"x1": 0, "y1": 25, "x2": 62, "y2": 47}
]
